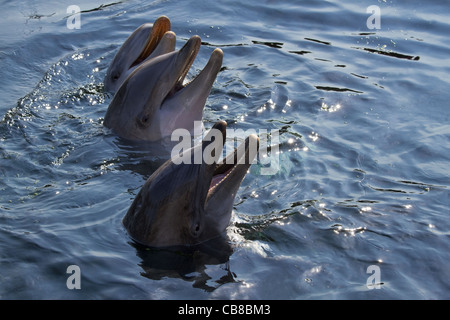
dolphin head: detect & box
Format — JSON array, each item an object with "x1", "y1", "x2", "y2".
[
  {"x1": 103, "y1": 36, "x2": 223, "y2": 141},
  {"x1": 104, "y1": 16, "x2": 174, "y2": 93},
  {"x1": 122, "y1": 121, "x2": 259, "y2": 247}
]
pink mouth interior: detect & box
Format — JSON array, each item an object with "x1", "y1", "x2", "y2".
[{"x1": 209, "y1": 168, "x2": 232, "y2": 191}]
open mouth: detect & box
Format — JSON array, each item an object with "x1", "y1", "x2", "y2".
[
  {"x1": 167, "y1": 35, "x2": 202, "y2": 97},
  {"x1": 130, "y1": 16, "x2": 171, "y2": 68},
  {"x1": 208, "y1": 134, "x2": 260, "y2": 196},
  {"x1": 164, "y1": 37, "x2": 223, "y2": 102}
]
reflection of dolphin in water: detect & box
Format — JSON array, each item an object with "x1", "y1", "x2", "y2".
[
  {"x1": 133, "y1": 235, "x2": 236, "y2": 292},
  {"x1": 103, "y1": 20, "x2": 223, "y2": 141},
  {"x1": 104, "y1": 16, "x2": 174, "y2": 93},
  {"x1": 123, "y1": 121, "x2": 259, "y2": 247}
]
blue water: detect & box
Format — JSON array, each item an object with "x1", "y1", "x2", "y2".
[{"x1": 1, "y1": 0, "x2": 449, "y2": 299}]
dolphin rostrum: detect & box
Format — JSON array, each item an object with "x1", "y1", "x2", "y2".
[
  {"x1": 103, "y1": 35, "x2": 223, "y2": 141},
  {"x1": 122, "y1": 121, "x2": 259, "y2": 247},
  {"x1": 104, "y1": 16, "x2": 174, "y2": 93}
]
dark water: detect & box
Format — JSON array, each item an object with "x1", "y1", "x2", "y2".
[{"x1": 1, "y1": 0, "x2": 449, "y2": 299}]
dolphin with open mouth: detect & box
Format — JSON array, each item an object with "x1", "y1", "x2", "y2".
[
  {"x1": 103, "y1": 33, "x2": 223, "y2": 141},
  {"x1": 104, "y1": 16, "x2": 175, "y2": 93},
  {"x1": 122, "y1": 121, "x2": 259, "y2": 247}
]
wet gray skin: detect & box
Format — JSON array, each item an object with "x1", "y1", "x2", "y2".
[
  {"x1": 122, "y1": 121, "x2": 260, "y2": 247},
  {"x1": 103, "y1": 35, "x2": 223, "y2": 141},
  {"x1": 104, "y1": 16, "x2": 174, "y2": 93}
]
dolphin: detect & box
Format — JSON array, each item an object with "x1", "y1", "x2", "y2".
[
  {"x1": 103, "y1": 35, "x2": 223, "y2": 141},
  {"x1": 104, "y1": 16, "x2": 175, "y2": 93},
  {"x1": 122, "y1": 121, "x2": 259, "y2": 247}
]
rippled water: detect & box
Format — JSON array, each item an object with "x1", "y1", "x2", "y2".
[{"x1": 1, "y1": 0, "x2": 449, "y2": 299}]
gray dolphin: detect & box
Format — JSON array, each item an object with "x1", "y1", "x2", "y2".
[
  {"x1": 104, "y1": 16, "x2": 174, "y2": 93},
  {"x1": 103, "y1": 35, "x2": 223, "y2": 141},
  {"x1": 122, "y1": 121, "x2": 259, "y2": 247}
]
